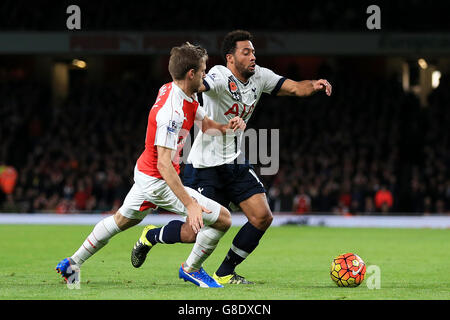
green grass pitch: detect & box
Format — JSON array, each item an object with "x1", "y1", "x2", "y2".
[{"x1": 0, "y1": 224, "x2": 449, "y2": 300}]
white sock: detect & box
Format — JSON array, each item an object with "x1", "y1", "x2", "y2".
[
  {"x1": 71, "y1": 215, "x2": 121, "y2": 265},
  {"x1": 184, "y1": 226, "x2": 225, "y2": 272}
]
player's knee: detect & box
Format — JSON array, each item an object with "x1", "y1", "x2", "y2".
[
  {"x1": 180, "y1": 222, "x2": 197, "y2": 243},
  {"x1": 114, "y1": 211, "x2": 141, "y2": 231},
  {"x1": 265, "y1": 212, "x2": 274, "y2": 228},
  {"x1": 248, "y1": 209, "x2": 273, "y2": 231},
  {"x1": 213, "y1": 206, "x2": 231, "y2": 232},
  {"x1": 221, "y1": 207, "x2": 232, "y2": 229}
]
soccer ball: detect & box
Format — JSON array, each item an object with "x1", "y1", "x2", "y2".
[{"x1": 330, "y1": 253, "x2": 366, "y2": 287}]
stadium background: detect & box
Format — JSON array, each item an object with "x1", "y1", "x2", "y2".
[{"x1": 0, "y1": 0, "x2": 449, "y2": 218}]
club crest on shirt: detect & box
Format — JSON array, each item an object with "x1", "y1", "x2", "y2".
[{"x1": 228, "y1": 76, "x2": 241, "y2": 101}]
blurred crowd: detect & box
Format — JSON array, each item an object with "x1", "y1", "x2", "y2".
[
  {"x1": 0, "y1": 0, "x2": 448, "y2": 32},
  {"x1": 0, "y1": 75, "x2": 159, "y2": 214},
  {"x1": 257, "y1": 69, "x2": 450, "y2": 215},
  {"x1": 0, "y1": 62, "x2": 449, "y2": 215}
]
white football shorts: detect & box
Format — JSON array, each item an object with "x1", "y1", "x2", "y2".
[{"x1": 118, "y1": 165, "x2": 221, "y2": 225}]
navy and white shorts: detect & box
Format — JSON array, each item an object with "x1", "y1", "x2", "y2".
[{"x1": 182, "y1": 160, "x2": 266, "y2": 209}]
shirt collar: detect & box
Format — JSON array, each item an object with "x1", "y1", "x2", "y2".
[{"x1": 172, "y1": 82, "x2": 195, "y2": 103}]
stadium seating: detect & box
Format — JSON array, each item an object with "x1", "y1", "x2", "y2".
[
  {"x1": 0, "y1": 0, "x2": 448, "y2": 32},
  {"x1": 1, "y1": 66, "x2": 448, "y2": 214}
]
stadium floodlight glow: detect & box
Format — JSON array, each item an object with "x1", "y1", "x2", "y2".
[
  {"x1": 418, "y1": 58, "x2": 428, "y2": 69},
  {"x1": 432, "y1": 71, "x2": 441, "y2": 88},
  {"x1": 72, "y1": 59, "x2": 87, "y2": 69}
]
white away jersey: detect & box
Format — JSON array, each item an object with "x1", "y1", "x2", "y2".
[{"x1": 187, "y1": 65, "x2": 285, "y2": 168}]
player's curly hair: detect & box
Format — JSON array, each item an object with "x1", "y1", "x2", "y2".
[
  {"x1": 221, "y1": 30, "x2": 253, "y2": 63},
  {"x1": 169, "y1": 42, "x2": 208, "y2": 80}
]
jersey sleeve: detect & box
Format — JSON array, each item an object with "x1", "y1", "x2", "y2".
[
  {"x1": 154, "y1": 111, "x2": 178, "y2": 151},
  {"x1": 259, "y1": 66, "x2": 286, "y2": 95},
  {"x1": 202, "y1": 66, "x2": 227, "y2": 95},
  {"x1": 195, "y1": 105, "x2": 206, "y2": 121}
]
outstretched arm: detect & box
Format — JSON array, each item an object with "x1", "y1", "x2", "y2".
[{"x1": 277, "y1": 79, "x2": 332, "y2": 97}]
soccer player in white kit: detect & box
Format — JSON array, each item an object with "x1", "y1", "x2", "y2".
[
  {"x1": 134, "y1": 30, "x2": 332, "y2": 285},
  {"x1": 56, "y1": 42, "x2": 246, "y2": 288}
]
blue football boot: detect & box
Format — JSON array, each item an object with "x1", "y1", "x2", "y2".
[
  {"x1": 178, "y1": 263, "x2": 223, "y2": 288},
  {"x1": 55, "y1": 257, "x2": 80, "y2": 284}
]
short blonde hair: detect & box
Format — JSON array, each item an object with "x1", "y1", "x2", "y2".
[{"x1": 168, "y1": 42, "x2": 208, "y2": 80}]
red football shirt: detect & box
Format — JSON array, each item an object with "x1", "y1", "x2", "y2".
[{"x1": 136, "y1": 82, "x2": 205, "y2": 179}]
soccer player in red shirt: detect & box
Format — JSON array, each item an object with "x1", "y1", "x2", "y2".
[{"x1": 56, "y1": 43, "x2": 246, "y2": 288}]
